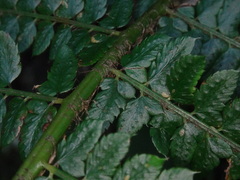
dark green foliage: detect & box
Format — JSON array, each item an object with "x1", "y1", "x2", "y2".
[
  {"x1": 1, "y1": 98, "x2": 28, "y2": 147},
  {"x1": 55, "y1": 0, "x2": 84, "y2": 19},
  {"x1": 17, "y1": 17, "x2": 37, "y2": 52},
  {"x1": 100, "y1": 0, "x2": 133, "y2": 29},
  {"x1": 38, "y1": 45, "x2": 78, "y2": 96},
  {"x1": 78, "y1": 0, "x2": 107, "y2": 23},
  {"x1": 194, "y1": 70, "x2": 239, "y2": 126},
  {"x1": 118, "y1": 96, "x2": 162, "y2": 134},
  {"x1": 86, "y1": 78, "x2": 126, "y2": 124},
  {"x1": 222, "y1": 99, "x2": 240, "y2": 144},
  {"x1": 0, "y1": 31, "x2": 21, "y2": 87},
  {"x1": 19, "y1": 100, "x2": 57, "y2": 158},
  {"x1": 57, "y1": 120, "x2": 103, "y2": 177},
  {"x1": 113, "y1": 154, "x2": 165, "y2": 180},
  {"x1": 33, "y1": 21, "x2": 54, "y2": 56},
  {"x1": 49, "y1": 27, "x2": 72, "y2": 60},
  {"x1": 167, "y1": 55, "x2": 205, "y2": 104},
  {"x1": 158, "y1": 168, "x2": 196, "y2": 180},
  {"x1": 85, "y1": 133, "x2": 130, "y2": 180},
  {"x1": 0, "y1": 0, "x2": 240, "y2": 179}
]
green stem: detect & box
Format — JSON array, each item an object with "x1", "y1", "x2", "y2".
[
  {"x1": 0, "y1": 88, "x2": 62, "y2": 104},
  {"x1": 41, "y1": 162, "x2": 77, "y2": 180},
  {"x1": 166, "y1": 8, "x2": 240, "y2": 49},
  {"x1": 0, "y1": 8, "x2": 120, "y2": 36},
  {"x1": 111, "y1": 69, "x2": 240, "y2": 152},
  {"x1": 13, "y1": 1, "x2": 169, "y2": 179}
]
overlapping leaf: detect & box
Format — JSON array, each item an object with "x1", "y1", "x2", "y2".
[
  {"x1": 56, "y1": 0, "x2": 84, "y2": 19},
  {"x1": 87, "y1": 78, "x2": 126, "y2": 124},
  {"x1": 36, "y1": 0, "x2": 61, "y2": 15},
  {"x1": 0, "y1": 15, "x2": 19, "y2": 40},
  {"x1": 19, "y1": 100, "x2": 57, "y2": 158},
  {"x1": 1, "y1": 98, "x2": 28, "y2": 147},
  {"x1": 16, "y1": 0, "x2": 40, "y2": 12},
  {"x1": 221, "y1": 99, "x2": 240, "y2": 144},
  {"x1": 100, "y1": 0, "x2": 133, "y2": 29},
  {"x1": 194, "y1": 70, "x2": 239, "y2": 126},
  {"x1": 78, "y1": 0, "x2": 107, "y2": 23},
  {"x1": 150, "y1": 110, "x2": 183, "y2": 157},
  {"x1": 118, "y1": 96, "x2": 162, "y2": 134},
  {"x1": 167, "y1": 55, "x2": 205, "y2": 104},
  {"x1": 38, "y1": 45, "x2": 78, "y2": 96},
  {"x1": 85, "y1": 133, "x2": 130, "y2": 180},
  {"x1": 57, "y1": 120, "x2": 103, "y2": 177},
  {"x1": 148, "y1": 36, "x2": 197, "y2": 95},
  {"x1": 0, "y1": 31, "x2": 21, "y2": 88},
  {"x1": 49, "y1": 27, "x2": 72, "y2": 60},
  {"x1": 17, "y1": 17, "x2": 37, "y2": 52},
  {"x1": 170, "y1": 123, "x2": 232, "y2": 170},
  {"x1": 121, "y1": 34, "x2": 171, "y2": 83},
  {"x1": 158, "y1": 168, "x2": 196, "y2": 180},
  {"x1": 32, "y1": 21, "x2": 54, "y2": 56},
  {"x1": 113, "y1": 154, "x2": 165, "y2": 180}
]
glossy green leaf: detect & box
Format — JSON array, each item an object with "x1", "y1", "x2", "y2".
[
  {"x1": 33, "y1": 21, "x2": 54, "y2": 56},
  {"x1": 100, "y1": 0, "x2": 133, "y2": 29},
  {"x1": 57, "y1": 120, "x2": 103, "y2": 177},
  {"x1": 38, "y1": 45, "x2": 78, "y2": 96},
  {"x1": 87, "y1": 78, "x2": 126, "y2": 124},
  {"x1": 167, "y1": 55, "x2": 205, "y2": 104},
  {"x1": 222, "y1": 99, "x2": 240, "y2": 144},
  {"x1": 85, "y1": 133, "x2": 130, "y2": 180},
  {"x1": 17, "y1": 0, "x2": 40, "y2": 12},
  {"x1": 117, "y1": 80, "x2": 135, "y2": 99},
  {"x1": 118, "y1": 96, "x2": 162, "y2": 134},
  {"x1": 79, "y1": 36, "x2": 116, "y2": 66},
  {"x1": 158, "y1": 168, "x2": 196, "y2": 180},
  {"x1": 67, "y1": 30, "x2": 90, "y2": 55},
  {"x1": 170, "y1": 123, "x2": 232, "y2": 171},
  {"x1": 0, "y1": 31, "x2": 21, "y2": 87},
  {"x1": 177, "y1": 7, "x2": 195, "y2": 19},
  {"x1": 170, "y1": 123, "x2": 202, "y2": 165},
  {"x1": 78, "y1": 0, "x2": 107, "y2": 23},
  {"x1": 0, "y1": 15, "x2": 19, "y2": 40},
  {"x1": 229, "y1": 152, "x2": 240, "y2": 180},
  {"x1": 158, "y1": 17, "x2": 188, "y2": 37},
  {"x1": 133, "y1": 0, "x2": 157, "y2": 19},
  {"x1": 208, "y1": 137, "x2": 232, "y2": 158},
  {"x1": 56, "y1": 0, "x2": 84, "y2": 19},
  {"x1": 113, "y1": 154, "x2": 165, "y2": 180},
  {"x1": 19, "y1": 100, "x2": 57, "y2": 158},
  {"x1": 121, "y1": 34, "x2": 171, "y2": 83},
  {"x1": 17, "y1": 17, "x2": 37, "y2": 52},
  {"x1": 218, "y1": 0, "x2": 240, "y2": 37},
  {"x1": 196, "y1": 0, "x2": 224, "y2": 28},
  {"x1": 149, "y1": 36, "x2": 196, "y2": 96},
  {"x1": 190, "y1": 137, "x2": 220, "y2": 170},
  {"x1": 1, "y1": 98, "x2": 28, "y2": 147},
  {"x1": 194, "y1": 70, "x2": 239, "y2": 126},
  {"x1": 37, "y1": 0, "x2": 61, "y2": 15},
  {"x1": 49, "y1": 27, "x2": 72, "y2": 60},
  {"x1": 150, "y1": 110, "x2": 183, "y2": 156}
]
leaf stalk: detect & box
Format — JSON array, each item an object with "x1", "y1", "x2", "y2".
[
  {"x1": 0, "y1": 88, "x2": 62, "y2": 104},
  {"x1": 166, "y1": 7, "x2": 240, "y2": 49},
  {"x1": 0, "y1": 9, "x2": 120, "y2": 36},
  {"x1": 111, "y1": 68, "x2": 240, "y2": 152},
  {"x1": 13, "y1": 0, "x2": 170, "y2": 179}
]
